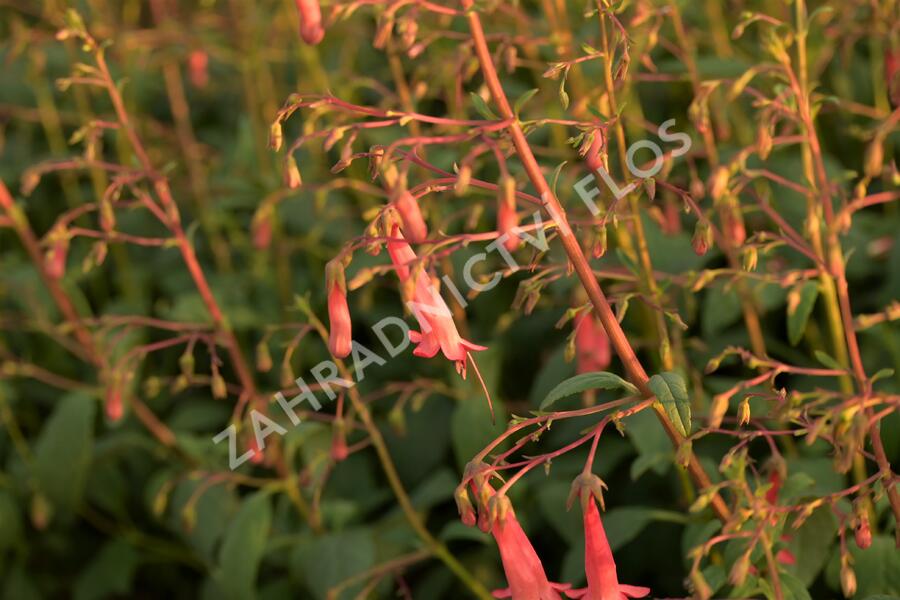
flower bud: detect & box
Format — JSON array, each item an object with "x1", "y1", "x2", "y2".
[
  {"x1": 331, "y1": 420, "x2": 349, "y2": 462},
  {"x1": 729, "y1": 551, "x2": 751, "y2": 587},
  {"x1": 584, "y1": 128, "x2": 605, "y2": 173},
  {"x1": 294, "y1": 0, "x2": 324, "y2": 45},
  {"x1": 211, "y1": 372, "x2": 227, "y2": 399},
  {"x1": 284, "y1": 155, "x2": 302, "y2": 189},
  {"x1": 45, "y1": 229, "x2": 70, "y2": 279},
  {"x1": 840, "y1": 556, "x2": 856, "y2": 598},
  {"x1": 691, "y1": 221, "x2": 711, "y2": 256},
  {"x1": 326, "y1": 262, "x2": 352, "y2": 359},
  {"x1": 105, "y1": 381, "x2": 123, "y2": 422},
  {"x1": 497, "y1": 176, "x2": 520, "y2": 252},
  {"x1": 854, "y1": 499, "x2": 872, "y2": 550},
  {"x1": 251, "y1": 204, "x2": 274, "y2": 250},
  {"x1": 592, "y1": 224, "x2": 607, "y2": 258},
  {"x1": 454, "y1": 486, "x2": 476, "y2": 527},
  {"x1": 188, "y1": 49, "x2": 209, "y2": 89},
  {"x1": 393, "y1": 189, "x2": 428, "y2": 244},
  {"x1": 864, "y1": 138, "x2": 884, "y2": 179},
  {"x1": 455, "y1": 165, "x2": 472, "y2": 196}
]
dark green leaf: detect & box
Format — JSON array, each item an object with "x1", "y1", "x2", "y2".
[
  {"x1": 648, "y1": 372, "x2": 691, "y2": 436},
  {"x1": 215, "y1": 491, "x2": 272, "y2": 600},
  {"x1": 540, "y1": 371, "x2": 638, "y2": 410}
]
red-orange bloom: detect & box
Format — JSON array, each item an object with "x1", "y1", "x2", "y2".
[
  {"x1": 490, "y1": 504, "x2": 571, "y2": 599},
  {"x1": 388, "y1": 226, "x2": 485, "y2": 375},
  {"x1": 294, "y1": 0, "x2": 324, "y2": 45},
  {"x1": 574, "y1": 311, "x2": 611, "y2": 374},
  {"x1": 568, "y1": 499, "x2": 650, "y2": 600},
  {"x1": 327, "y1": 279, "x2": 352, "y2": 358}
]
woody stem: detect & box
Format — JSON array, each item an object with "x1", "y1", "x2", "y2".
[{"x1": 462, "y1": 1, "x2": 731, "y2": 522}]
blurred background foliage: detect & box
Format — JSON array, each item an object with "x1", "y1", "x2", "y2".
[{"x1": 0, "y1": 0, "x2": 899, "y2": 599}]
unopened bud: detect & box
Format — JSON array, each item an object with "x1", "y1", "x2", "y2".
[
  {"x1": 691, "y1": 221, "x2": 712, "y2": 256},
  {"x1": 738, "y1": 397, "x2": 751, "y2": 426}
]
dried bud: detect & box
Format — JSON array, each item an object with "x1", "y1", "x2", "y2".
[
  {"x1": 256, "y1": 341, "x2": 272, "y2": 373},
  {"x1": 393, "y1": 190, "x2": 428, "y2": 244},
  {"x1": 269, "y1": 121, "x2": 284, "y2": 152},
  {"x1": 709, "y1": 165, "x2": 729, "y2": 201},
  {"x1": 294, "y1": 0, "x2": 324, "y2": 45},
  {"x1": 592, "y1": 224, "x2": 607, "y2": 258},
  {"x1": 691, "y1": 221, "x2": 712, "y2": 256},
  {"x1": 211, "y1": 372, "x2": 227, "y2": 399},
  {"x1": 864, "y1": 138, "x2": 884, "y2": 179},
  {"x1": 455, "y1": 165, "x2": 472, "y2": 196},
  {"x1": 742, "y1": 247, "x2": 758, "y2": 272},
  {"x1": 567, "y1": 472, "x2": 608, "y2": 512},
  {"x1": 738, "y1": 397, "x2": 751, "y2": 426},
  {"x1": 853, "y1": 499, "x2": 872, "y2": 549}
]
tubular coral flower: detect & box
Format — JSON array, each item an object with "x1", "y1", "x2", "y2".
[
  {"x1": 294, "y1": 0, "x2": 324, "y2": 45},
  {"x1": 387, "y1": 226, "x2": 485, "y2": 376},
  {"x1": 568, "y1": 498, "x2": 650, "y2": 600},
  {"x1": 574, "y1": 311, "x2": 611, "y2": 374},
  {"x1": 393, "y1": 189, "x2": 428, "y2": 244},
  {"x1": 478, "y1": 488, "x2": 570, "y2": 600},
  {"x1": 326, "y1": 264, "x2": 352, "y2": 359}
]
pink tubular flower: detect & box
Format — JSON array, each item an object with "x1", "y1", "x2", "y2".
[
  {"x1": 187, "y1": 50, "x2": 209, "y2": 89},
  {"x1": 476, "y1": 486, "x2": 570, "y2": 600},
  {"x1": 294, "y1": 0, "x2": 324, "y2": 45},
  {"x1": 393, "y1": 189, "x2": 428, "y2": 244},
  {"x1": 568, "y1": 499, "x2": 650, "y2": 600},
  {"x1": 387, "y1": 226, "x2": 485, "y2": 375},
  {"x1": 327, "y1": 277, "x2": 352, "y2": 359},
  {"x1": 574, "y1": 311, "x2": 611, "y2": 374}
]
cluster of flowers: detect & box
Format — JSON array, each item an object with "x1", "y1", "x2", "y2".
[{"x1": 458, "y1": 465, "x2": 649, "y2": 600}]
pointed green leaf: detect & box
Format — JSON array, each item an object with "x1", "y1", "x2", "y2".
[
  {"x1": 215, "y1": 491, "x2": 272, "y2": 600},
  {"x1": 648, "y1": 372, "x2": 691, "y2": 436},
  {"x1": 33, "y1": 392, "x2": 96, "y2": 519},
  {"x1": 814, "y1": 350, "x2": 843, "y2": 371},
  {"x1": 540, "y1": 372, "x2": 638, "y2": 410},
  {"x1": 514, "y1": 88, "x2": 540, "y2": 116},
  {"x1": 469, "y1": 92, "x2": 498, "y2": 120}
]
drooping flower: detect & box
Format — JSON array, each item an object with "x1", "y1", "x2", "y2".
[
  {"x1": 393, "y1": 189, "x2": 428, "y2": 244},
  {"x1": 326, "y1": 262, "x2": 352, "y2": 359},
  {"x1": 388, "y1": 225, "x2": 485, "y2": 375},
  {"x1": 475, "y1": 487, "x2": 570, "y2": 600},
  {"x1": 568, "y1": 498, "x2": 650, "y2": 600},
  {"x1": 293, "y1": 0, "x2": 324, "y2": 45},
  {"x1": 574, "y1": 311, "x2": 611, "y2": 374}
]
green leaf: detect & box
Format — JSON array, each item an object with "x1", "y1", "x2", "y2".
[
  {"x1": 73, "y1": 540, "x2": 139, "y2": 600},
  {"x1": 33, "y1": 392, "x2": 96, "y2": 519},
  {"x1": 814, "y1": 350, "x2": 844, "y2": 370},
  {"x1": 215, "y1": 491, "x2": 272, "y2": 600},
  {"x1": 779, "y1": 572, "x2": 812, "y2": 600},
  {"x1": 540, "y1": 372, "x2": 639, "y2": 410},
  {"x1": 787, "y1": 281, "x2": 819, "y2": 345},
  {"x1": 469, "y1": 92, "x2": 498, "y2": 120},
  {"x1": 513, "y1": 88, "x2": 539, "y2": 116},
  {"x1": 648, "y1": 372, "x2": 691, "y2": 436},
  {"x1": 291, "y1": 529, "x2": 375, "y2": 600}
]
